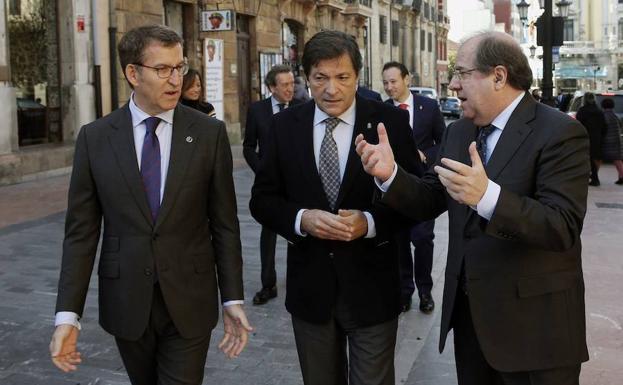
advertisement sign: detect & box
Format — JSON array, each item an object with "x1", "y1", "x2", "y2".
[
  {"x1": 201, "y1": 10, "x2": 233, "y2": 31},
  {"x1": 204, "y1": 38, "x2": 224, "y2": 120}
]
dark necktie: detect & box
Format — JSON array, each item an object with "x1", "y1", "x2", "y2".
[
  {"x1": 476, "y1": 124, "x2": 496, "y2": 165},
  {"x1": 277, "y1": 103, "x2": 285, "y2": 112},
  {"x1": 319, "y1": 117, "x2": 341, "y2": 210},
  {"x1": 140, "y1": 117, "x2": 161, "y2": 222}
]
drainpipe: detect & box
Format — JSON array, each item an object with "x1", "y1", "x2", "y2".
[
  {"x1": 108, "y1": 0, "x2": 118, "y2": 109},
  {"x1": 92, "y1": 0, "x2": 102, "y2": 117}
]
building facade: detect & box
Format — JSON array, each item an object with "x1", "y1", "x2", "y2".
[{"x1": 0, "y1": 0, "x2": 448, "y2": 185}]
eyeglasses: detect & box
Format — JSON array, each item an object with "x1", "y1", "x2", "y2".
[
  {"x1": 452, "y1": 67, "x2": 478, "y2": 81},
  {"x1": 133, "y1": 59, "x2": 189, "y2": 79}
]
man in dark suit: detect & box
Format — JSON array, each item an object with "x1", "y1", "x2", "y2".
[
  {"x1": 382, "y1": 61, "x2": 445, "y2": 314},
  {"x1": 356, "y1": 85, "x2": 383, "y2": 102},
  {"x1": 49, "y1": 25, "x2": 252, "y2": 385},
  {"x1": 243, "y1": 65, "x2": 300, "y2": 305},
  {"x1": 357, "y1": 31, "x2": 589, "y2": 385},
  {"x1": 250, "y1": 31, "x2": 421, "y2": 385}
]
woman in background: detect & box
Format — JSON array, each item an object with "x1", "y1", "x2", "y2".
[
  {"x1": 600, "y1": 98, "x2": 623, "y2": 184},
  {"x1": 576, "y1": 92, "x2": 607, "y2": 186},
  {"x1": 181, "y1": 68, "x2": 216, "y2": 117}
]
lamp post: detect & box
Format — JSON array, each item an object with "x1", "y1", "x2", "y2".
[
  {"x1": 593, "y1": 66, "x2": 601, "y2": 90},
  {"x1": 518, "y1": 0, "x2": 568, "y2": 107}
]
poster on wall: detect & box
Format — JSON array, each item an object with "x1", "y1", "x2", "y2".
[
  {"x1": 204, "y1": 38, "x2": 224, "y2": 120},
  {"x1": 201, "y1": 10, "x2": 233, "y2": 31},
  {"x1": 0, "y1": 4, "x2": 6, "y2": 66},
  {"x1": 259, "y1": 52, "x2": 283, "y2": 99}
]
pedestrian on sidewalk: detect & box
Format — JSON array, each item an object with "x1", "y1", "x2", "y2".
[
  {"x1": 242, "y1": 64, "x2": 301, "y2": 305},
  {"x1": 357, "y1": 30, "x2": 589, "y2": 385},
  {"x1": 599, "y1": 97, "x2": 623, "y2": 184},
  {"x1": 181, "y1": 68, "x2": 216, "y2": 117},
  {"x1": 250, "y1": 30, "x2": 422, "y2": 385},
  {"x1": 382, "y1": 60, "x2": 445, "y2": 314},
  {"x1": 49, "y1": 24, "x2": 252, "y2": 385},
  {"x1": 576, "y1": 92, "x2": 607, "y2": 186}
]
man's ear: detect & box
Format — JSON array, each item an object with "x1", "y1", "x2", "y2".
[
  {"x1": 125, "y1": 64, "x2": 140, "y2": 88},
  {"x1": 493, "y1": 66, "x2": 507, "y2": 87}
]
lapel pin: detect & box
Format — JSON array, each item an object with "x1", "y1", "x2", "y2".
[
  {"x1": 366, "y1": 122, "x2": 372, "y2": 130},
  {"x1": 186, "y1": 136, "x2": 193, "y2": 143},
  {"x1": 419, "y1": 105, "x2": 423, "y2": 110}
]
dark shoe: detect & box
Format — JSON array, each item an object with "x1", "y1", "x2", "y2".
[
  {"x1": 419, "y1": 294, "x2": 435, "y2": 314},
  {"x1": 253, "y1": 286, "x2": 277, "y2": 305},
  {"x1": 616, "y1": 178, "x2": 623, "y2": 185},
  {"x1": 400, "y1": 298, "x2": 412, "y2": 313},
  {"x1": 589, "y1": 179, "x2": 600, "y2": 186}
]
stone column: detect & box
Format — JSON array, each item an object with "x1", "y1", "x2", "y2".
[{"x1": 0, "y1": 3, "x2": 18, "y2": 155}]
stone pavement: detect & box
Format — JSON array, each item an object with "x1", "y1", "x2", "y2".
[{"x1": 0, "y1": 145, "x2": 621, "y2": 385}]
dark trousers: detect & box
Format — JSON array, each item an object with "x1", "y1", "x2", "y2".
[
  {"x1": 115, "y1": 285, "x2": 211, "y2": 385},
  {"x1": 452, "y1": 289, "x2": 581, "y2": 385},
  {"x1": 291, "y1": 316, "x2": 398, "y2": 385},
  {"x1": 398, "y1": 220, "x2": 435, "y2": 300},
  {"x1": 260, "y1": 225, "x2": 277, "y2": 288},
  {"x1": 589, "y1": 158, "x2": 600, "y2": 183}
]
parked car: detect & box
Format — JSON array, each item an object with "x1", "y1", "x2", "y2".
[
  {"x1": 567, "y1": 91, "x2": 623, "y2": 121},
  {"x1": 439, "y1": 96, "x2": 462, "y2": 118},
  {"x1": 409, "y1": 86, "x2": 438, "y2": 100}
]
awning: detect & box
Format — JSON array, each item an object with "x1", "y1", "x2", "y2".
[{"x1": 554, "y1": 66, "x2": 608, "y2": 79}]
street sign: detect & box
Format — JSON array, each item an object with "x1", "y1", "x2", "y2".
[{"x1": 552, "y1": 46, "x2": 560, "y2": 64}]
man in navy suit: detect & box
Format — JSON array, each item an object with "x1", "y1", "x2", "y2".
[
  {"x1": 243, "y1": 64, "x2": 301, "y2": 305},
  {"x1": 382, "y1": 61, "x2": 445, "y2": 313},
  {"x1": 357, "y1": 85, "x2": 383, "y2": 102}
]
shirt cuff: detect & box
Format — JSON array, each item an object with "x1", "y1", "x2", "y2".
[
  {"x1": 475, "y1": 179, "x2": 501, "y2": 221},
  {"x1": 375, "y1": 163, "x2": 398, "y2": 192},
  {"x1": 295, "y1": 209, "x2": 308, "y2": 236},
  {"x1": 223, "y1": 300, "x2": 244, "y2": 307},
  {"x1": 362, "y1": 211, "x2": 376, "y2": 238},
  {"x1": 55, "y1": 311, "x2": 81, "y2": 330}
]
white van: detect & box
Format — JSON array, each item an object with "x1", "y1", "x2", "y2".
[{"x1": 409, "y1": 87, "x2": 438, "y2": 100}]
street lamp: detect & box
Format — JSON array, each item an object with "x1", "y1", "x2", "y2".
[
  {"x1": 538, "y1": 0, "x2": 545, "y2": 8},
  {"x1": 529, "y1": 45, "x2": 537, "y2": 59},
  {"x1": 517, "y1": 0, "x2": 530, "y2": 21},
  {"x1": 556, "y1": 0, "x2": 571, "y2": 17},
  {"x1": 593, "y1": 66, "x2": 601, "y2": 90}
]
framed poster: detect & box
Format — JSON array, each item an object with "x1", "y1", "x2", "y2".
[
  {"x1": 204, "y1": 38, "x2": 224, "y2": 120},
  {"x1": 259, "y1": 52, "x2": 283, "y2": 99},
  {"x1": 201, "y1": 10, "x2": 233, "y2": 31}
]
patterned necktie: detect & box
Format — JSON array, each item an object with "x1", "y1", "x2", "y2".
[
  {"x1": 319, "y1": 117, "x2": 341, "y2": 210},
  {"x1": 398, "y1": 103, "x2": 409, "y2": 110},
  {"x1": 476, "y1": 124, "x2": 496, "y2": 165},
  {"x1": 277, "y1": 103, "x2": 285, "y2": 112},
  {"x1": 140, "y1": 117, "x2": 161, "y2": 222}
]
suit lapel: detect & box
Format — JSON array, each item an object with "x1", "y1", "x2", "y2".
[
  {"x1": 485, "y1": 93, "x2": 535, "y2": 180},
  {"x1": 108, "y1": 105, "x2": 154, "y2": 225},
  {"x1": 155, "y1": 105, "x2": 198, "y2": 228},
  {"x1": 295, "y1": 102, "x2": 328, "y2": 206}
]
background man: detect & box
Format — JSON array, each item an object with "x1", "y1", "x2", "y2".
[
  {"x1": 243, "y1": 64, "x2": 300, "y2": 305},
  {"x1": 49, "y1": 25, "x2": 252, "y2": 385},
  {"x1": 357, "y1": 31, "x2": 589, "y2": 385},
  {"x1": 250, "y1": 30, "x2": 421, "y2": 385},
  {"x1": 382, "y1": 61, "x2": 445, "y2": 313}
]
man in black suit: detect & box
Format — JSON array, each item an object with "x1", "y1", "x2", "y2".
[
  {"x1": 49, "y1": 25, "x2": 252, "y2": 385},
  {"x1": 357, "y1": 31, "x2": 589, "y2": 385},
  {"x1": 356, "y1": 85, "x2": 383, "y2": 102},
  {"x1": 243, "y1": 64, "x2": 300, "y2": 305},
  {"x1": 250, "y1": 31, "x2": 421, "y2": 385},
  {"x1": 382, "y1": 61, "x2": 445, "y2": 314}
]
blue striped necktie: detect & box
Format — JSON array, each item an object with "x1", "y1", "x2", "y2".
[{"x1": 140, "y1": 117, "x2": 161, "y2": 222}]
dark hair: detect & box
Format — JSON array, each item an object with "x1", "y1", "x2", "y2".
[
  {"x1": 472, "y1": 32, "x2": 533, "y2": 91},
  {"x1": 118, "y1": 25, "x2": 183, "y2": 84},
  {"x1": 382, "y1": 61, "x2": 409, "y2": 78},
  {"x1": 264, "y1": 65, "x2": 293, "y2": 88},
  {"x1": 302, "y1": 30, "x2": 362, "y2": 77},
  {"x1": 182, "y1": 68, "x2": 202, "y2": 98},
  {"x1": 601, "y1": 97, "x2": 614, "y2": 109},
  {"x1": 584, "y1": 92, "x2": 596, "y2": 105}
]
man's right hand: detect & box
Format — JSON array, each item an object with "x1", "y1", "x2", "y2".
[
  {"x1": 355, "y1": 123, "x2": 396, "y2": 183},
  {"x1": 301, "y1": 209, "x2": 354, "y2": 241},
  {"x1": 50, "y1": 324, "x2": 81, "y2": 372}
]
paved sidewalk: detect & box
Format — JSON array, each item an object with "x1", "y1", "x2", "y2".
[{"x1": 0, "y1": 147, "x2": 621, "y2": 384}]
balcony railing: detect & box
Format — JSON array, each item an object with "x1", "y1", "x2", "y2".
[{"x1": 343, "y1": 0, "x2": 372, "y2": 6}]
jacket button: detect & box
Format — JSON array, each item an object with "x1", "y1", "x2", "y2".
[
  {"x1": 329, "y1": 252, "x2": 334, "y2": 259},
  {"x1": 152, "y1": 233, "x2": 159, "y2": 241},
  {"x1": 144, "y1": 268, "x2": 152, "y2": 276}
]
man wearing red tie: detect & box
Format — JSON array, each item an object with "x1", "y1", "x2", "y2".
[{"x1": 382, "y1": 61, "x2": 445, "y2": 313}]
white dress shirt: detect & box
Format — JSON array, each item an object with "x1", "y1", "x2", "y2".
[
  {"x1": 393, "y1": 92, "x2": 414, "y2": 129},
  {"x1": 271, "y1": 96, "x2": 289, "y2": 114},
  {"x1": 379, "y1": 91, "x2": 526, "y2": 221},
  {"x1": 294, "y1": 99, "x2": 376, "y2": 237}
]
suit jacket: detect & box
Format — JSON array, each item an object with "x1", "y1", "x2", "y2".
[
  {"x1": 382, "y1": 94, "x2": 590, "y2": 371},
  {"x1": 385, "y1": 92, "x2": 445, "y2": 166},
  {"x1": 55, "y1": 103, "x2": 243, "y2": 341},
  {"x1": 357, "y1": 86, "x2": 383, "y2": 102},
  {"x1": 243, "y1": 97, "x2": 301, "y2": 173},
  {"x1": 249, "y1": 95, "x2": 421, "y2": 327}
]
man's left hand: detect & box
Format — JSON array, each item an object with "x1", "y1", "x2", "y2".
[
  {"x1": 337, "y1": 209, "x2": 368, "y2": 241},
  {"x1": 219, "y1": 304, "x2": 254, "y2": 359},
  {"x1": 433, "y1": 142, "x2": 488, "y2": 206}
]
